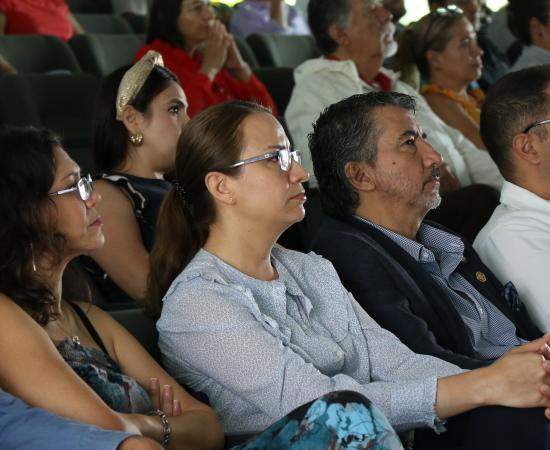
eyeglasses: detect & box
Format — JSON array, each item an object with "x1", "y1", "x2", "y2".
[
  {"x1": 422, "y1": 5, "x2": 464, "y2": 46},
  {"x1": 228, "y1": 149, "x2": 302, "y2": 172},
  {"x1": 48, "y1": 174, "x2": 94, "y2": 201},
  {"x1": 523, "y1": 118, "x2": 550, "y2": 134}
]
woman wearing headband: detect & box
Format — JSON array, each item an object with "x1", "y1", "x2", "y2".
[
  {"x1": 135, "y1": 0, "x2": 277, "y2": 117},
  {"x1": 84, "y1": 51, "x2": 187, "y2": 305},
  {"x1": 393, "y1": 6, "x2": 486, "y2": 150}
]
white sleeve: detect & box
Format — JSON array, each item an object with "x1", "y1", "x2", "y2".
[
  {"x1": 476, "y1": 225, "x2": 550, "y2": 332},
  {"x1": 285, "y1": 70, "x2": 363, "y2": 187}
]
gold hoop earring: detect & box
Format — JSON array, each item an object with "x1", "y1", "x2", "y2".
[{"x1": 129, "y1": 132, "x2": 143, "y2": 146}]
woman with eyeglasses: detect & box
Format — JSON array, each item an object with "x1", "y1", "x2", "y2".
[
  {"x1": 508, "y1": 0, "x2": 550, "y2": 72},
  {"x1": 393, "y1": 6, "x2": 486, "y2": 150},
  {"x1": 145, "y1": 100, "x2": 550, "y2": 450},
  {"x1": 0, "y1": 124, "x2": 407, "y2": 450},
  {"x1": 135, "y1": 0, "x2": 277, "y2": 118},
  {"x1": 0, "y1": 125, "x2": 225, "y2": 449},
  {"x1": 82, "y1": 51, "x2": 188, "y2": 306}
]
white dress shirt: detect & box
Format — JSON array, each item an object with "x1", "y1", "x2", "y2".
[
  {"x1": 474, "y1": 181, "x2": 550, "y2": 332},
  {"x1": 510, "y1": 45, "x2": 550, "y2": 73},
  {"x1": 284, "y1": 57, "x2": 502, "y2": 189}
]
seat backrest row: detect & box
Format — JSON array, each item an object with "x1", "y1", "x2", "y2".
[
  {"x1": 0, "y1": 32, "x2": 320, "y2": 78},
  {"x1": 0, "y1": 34, "x2": 143, "y2": 77}
]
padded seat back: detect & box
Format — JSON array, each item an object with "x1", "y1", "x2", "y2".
[
  {"x1": 70, "y1": 33, "x2": 142, "y2": 76},
  {"x1": 109, "y1": 308, "x2": 161, "y2": 363},
  {"x1": 73, "y1": 13, "x2": 134, "y2": 34},
  {"x1": 253, "y1": 66, "x2": 295, "y2": 114},
  {"x1": 0, "y1": 35, "x2": 80, "y2": 73},
  {"x1": 234, "y1": 35, "x2": 259, "y2": 68},
  {"x1": 0, "y1": 73, "x2": 100, "y2": 173},
  {"x1": 66, "y1": 0, "x2": 113, "y2": 13},
  {"x1": 246, "y1": 33, "x2": 320, "y2": 67}
]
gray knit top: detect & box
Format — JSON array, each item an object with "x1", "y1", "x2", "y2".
[{"x1": 157, "y1": 246, "x2": 463, "y2": 433}]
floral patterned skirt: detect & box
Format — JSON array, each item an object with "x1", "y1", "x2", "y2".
[{"x1": 233, "y1": 391, "x2": 404, "y2": 450}]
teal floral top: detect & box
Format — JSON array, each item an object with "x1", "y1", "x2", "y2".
[{"x1": 56, "y1": 336, "x2": 151, "y2": 413}]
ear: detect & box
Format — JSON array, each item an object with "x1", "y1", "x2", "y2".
[
  {"x1": 344, "y1": 161, "x2": 376, "y2": 192},
  {"x1": 328, "y1": 22, "x2": 350, "y2": 47},
  {"x1": 511, "y1": 133, "x2": 542, "y2": 166},
  {"x1": 425, "y1": 49, "x2": 441, "y2": 70},
  {"x1": 120, "y1": 105, "x2": 143, "y2": 135},
  {"x1": 530, "y1": 16, "x2": 544, "y2": 43},
  {"x1": 204, "y1": 171, "x2": 235, "y2": 205}
]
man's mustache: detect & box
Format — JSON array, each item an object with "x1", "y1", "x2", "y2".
[{"x1": 426, "y1": 166, "x2": 440, "y2": 183}]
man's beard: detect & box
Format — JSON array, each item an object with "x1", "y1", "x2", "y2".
[{"x1": 375, "y1": 165, "x2": 442, "y2": 212}]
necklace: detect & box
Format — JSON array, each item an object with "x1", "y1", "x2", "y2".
[{"x1": 421, "y1": 84, "x2": 485, "y2": 125}]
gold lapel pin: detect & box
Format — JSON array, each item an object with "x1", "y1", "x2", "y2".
[{"x1": 476, "y1": 271, "x2": 487, "y2": 283}]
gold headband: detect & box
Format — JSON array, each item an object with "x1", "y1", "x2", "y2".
[{"x1": 115, "y1": 50, "x2": 165, "y2": 120}]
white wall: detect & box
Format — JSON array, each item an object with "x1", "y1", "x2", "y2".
[{"x1": 402, "y1": 0, "x2": 508, "y2": 24}]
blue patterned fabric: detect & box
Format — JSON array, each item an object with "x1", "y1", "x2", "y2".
[
  {"x1": 234, "y1": 391, "x2": 403, "y2": 450},
  {"x1": 56, "y1": 337, "x2": 151, "y2": 413},
  {"x1": 356, "y1": 217, "x2": 525, "y2": 360}
]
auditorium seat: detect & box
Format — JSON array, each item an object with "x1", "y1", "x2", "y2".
[
  {"x1": 235, "y1": 35, "x2": 259, "y2": 69},
  {"x1": 73, "y1": 13, "x2": 134, "y2": 34},
  {"x1": 246, "y1": 33, "x2": 321, "y2": 67},
  {"x1": 121, "y1": 13, "x2": 148, "y2": 35},
  {"x1": 0, "y1": 73, "x2": 99, "y2": 173},
  {"x1": 109, "y1": 308, "x2": 161, "y2": 363},
  {"x1": 66, "y1": 0, "x2": 112, "y2": 13},
  {"x1": 69, "y1": 33, "x2": 143, "y2": 76},
  {"x1": 253, "y1": 66, "x2": 295, "y2": 113},
  {"x1": 0, "y1": 35, "x2": 80, "y2": 74}
]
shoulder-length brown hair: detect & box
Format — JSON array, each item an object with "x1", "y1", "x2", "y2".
[
  {"x1": 393, "y1": 9, "x2": 466, "y2": 89},
  {"x1": 0, "y1": 126, "x2": 67, "y2": 325},
  {"x1": 145, "y1": 101, "x2": 270, "y2": 317}
]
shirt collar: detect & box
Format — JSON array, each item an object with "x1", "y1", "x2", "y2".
[
  {"x1": 500, "y1": 180, "x2": 550, "y2": 214},
  {"x1": 323, "y1": 54, "x2": 395, "y2": 91},
  {"x1": 353, "y1": 216, "x2": 465, "y2": 277}
]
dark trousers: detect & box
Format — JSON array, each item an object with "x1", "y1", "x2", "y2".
[{"x1": 415, "y1": 406, "x2": 550, "y2": 450}]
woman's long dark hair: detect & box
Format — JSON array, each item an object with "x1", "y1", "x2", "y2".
[
  {"x1": 147, "y1": 0, "x2": 186, "y2": 48},
  {"x1": 0, "y1": 126, "x2": 65, "y2": 325},
  {"x1": 93, "y1": 64, "x2": 179, "y2": 172},
  {"x1": 145, "y1": 101, "x2": 269, "y2": 317},
  {"x1": 508, "y1": 0, "x2": 550, "y2": 45}
]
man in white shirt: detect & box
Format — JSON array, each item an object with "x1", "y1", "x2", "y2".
[
  {"x1": 285, "y1": 0, "x2": 502, "y2": 191},
  {"x1": 474, "y1": 64, "x2": 550, "y2": 332}
]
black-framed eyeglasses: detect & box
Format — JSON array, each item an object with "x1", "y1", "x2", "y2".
[
  {"x1": 228, "y1": 149, "x2": 302, "y2": 172},
  {"x1": 523, "y1": 118, "x2": 550, "y2": 134},
  {"x1": 48, "y1": 174, "x2": 94, "y2": 201},
  {"x1": 422, "y1": 5, "x2": 464, "y2": 46}
]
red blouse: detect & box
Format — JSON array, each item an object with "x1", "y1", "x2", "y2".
[
  {"x1": 0, "y1": 0, "x2": 73, "y2": 41},
  {"x1": 135, "y1": 39, "x2": 278, "y2": 118}
]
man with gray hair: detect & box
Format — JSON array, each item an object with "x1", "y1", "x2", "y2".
[
  {"x1": 285, "y1": 0, "x2": 502, "y2": 191},
  {"x1": 311, "y1": 91, "x2": 541, "y2": 371}
]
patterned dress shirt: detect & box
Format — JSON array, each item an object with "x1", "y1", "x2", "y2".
[{"x1": 356, "y1": 217, "x2": 525, "y2": 360}]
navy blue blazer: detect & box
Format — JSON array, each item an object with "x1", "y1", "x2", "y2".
[{"x1": 312, "y1": 215, "x2": 541, "y2": 370}]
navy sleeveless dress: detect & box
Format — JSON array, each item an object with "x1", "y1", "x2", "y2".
[{"x1": 81, "y1": 173, "x2": 171, "y2": 305}]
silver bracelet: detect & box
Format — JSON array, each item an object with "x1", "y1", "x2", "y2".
[{"x1": 147, "y1": 409, "x2": 171, "y2": 448}]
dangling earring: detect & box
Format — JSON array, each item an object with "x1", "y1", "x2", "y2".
[
  {"x1": 30, "y1": 243, "x2": 37, "y2": 272},
  {"x1": 129, "y1": 131, "x2": 143, "y2": 146}
]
